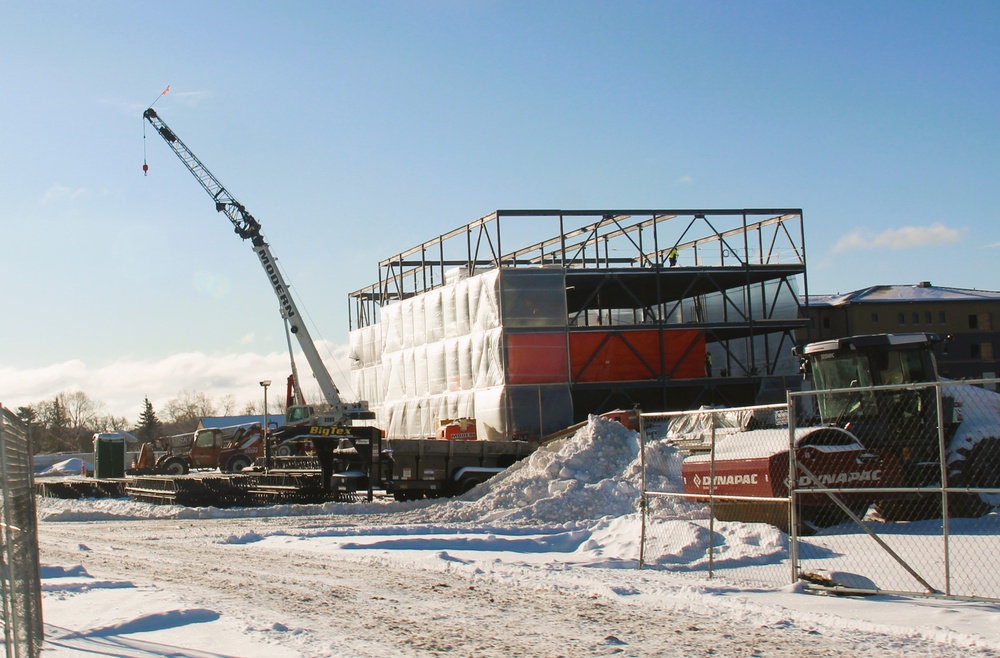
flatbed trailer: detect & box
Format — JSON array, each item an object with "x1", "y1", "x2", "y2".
[{"x1": 383, "y1": 438, "x2": 537, "y2": 501}]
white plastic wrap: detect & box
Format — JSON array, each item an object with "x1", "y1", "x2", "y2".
[{"x1": 349, "y1": 268, "x2": 572, "y2": 438}]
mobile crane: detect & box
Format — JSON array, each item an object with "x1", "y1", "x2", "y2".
[
  {"x1": 142, "y1": 107, "x2": 370, "y2": 429},
  {"x1": 142, "y1": 107, "x2": 540, "y2": 502},
  {"x1": 143, "y1": 107, "x2": 380, "y2": 494}
]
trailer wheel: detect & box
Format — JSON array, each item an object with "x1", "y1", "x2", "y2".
[
  {"x1": 227, "y1": 454, "x2": 252, "y2": 473},
  {"x1": 457, "y1": 476, "x2": 484, "y2": 494},
  {"x1": 274, "y1": 443, "x2": 294, "y2": 457},
  {"x1": 162, "y1": 456, "x2": 189, "y2": 476}
]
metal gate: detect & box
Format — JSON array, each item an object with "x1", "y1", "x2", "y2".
[{"x1": 0, "y1": 406, "x2": 43, "y2": 657}]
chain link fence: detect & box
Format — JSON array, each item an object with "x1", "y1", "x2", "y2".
[
  {"x1": 0, "y1": 406, "x2": 43, "y2": 657},
  {"x1": 639, "y1": 380, "x2": 1000, "y2": 600}
]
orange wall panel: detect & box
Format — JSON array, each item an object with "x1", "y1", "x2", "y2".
[
  {"x1": 569, "y1": 329, "x2": 705, "y2": 382},
  {"x1": 506, "y1": 332, "x2": 568, "y2": 384}
]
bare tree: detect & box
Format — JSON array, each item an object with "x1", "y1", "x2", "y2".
[
  {"x1": 164, "y1": 390, "x2": 218, "y2": 432},
  {"x1": 219, "y1": 394, "x2": 238, "y2": 416},
  {"x1": 61, "y1": 391, "x2": 105, "y2": 451},
  {"x1": 95, "y1": 414, "x2": 131, "y2": 432}
]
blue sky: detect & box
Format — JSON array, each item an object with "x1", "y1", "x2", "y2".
[{"x1": 1, "y1": 1, "x2": 997, "y2": 420}]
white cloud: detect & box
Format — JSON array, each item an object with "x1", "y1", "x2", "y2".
[
  {"x1": 832, "y1": 223, "x2": 966, "y2": 253},
  {"x1": 0, "y1": 342, "x2": 355, "y2": 423},
  {"x1": 675, "y1": 175, "x2": 695, "y2": 185},
  {"x1": 40, "y1": 184, "x2": 87, "y2": 205}
]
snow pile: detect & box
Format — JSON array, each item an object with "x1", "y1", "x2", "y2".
[
  {"x1": 415, "y1": 415, "x2": 703, "y2": 525},
  {"x1": 36, "y1": 458, "x2": 90, "y2": 478},
  {"x1": 945, "y1": 381, "x2": 1000, "y2": 460}
]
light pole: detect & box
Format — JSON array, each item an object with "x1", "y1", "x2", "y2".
[{"x1": 260, "y1": 380, "x2": 271, "y2": 468}]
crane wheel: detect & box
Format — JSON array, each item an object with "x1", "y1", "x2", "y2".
[
  {"x1": 227, "y1": 455, "x2": 253, "y2": 473},
  {"x1": 162, "y1": 457, "x2": 189, "y2": 476}
]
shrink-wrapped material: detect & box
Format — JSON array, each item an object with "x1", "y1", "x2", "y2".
[
  {"x1": 425, "y1": 289, "x2": 444, "y2": 344},
  {"x1": 427, "y1": 341, "x2": 446, "y2": 395},
  {"x1": 401, "y1": 349, "x2": 414, "y2": 398},
  {"x1": 454, "y1": 279, "x2": 471, "y2": 336},
  {"x1": 472, "y1": 386, "x2": 507, "y2": 441},
  {"x1": 384, "y1": 351, "x2": 405, "y2": 400},
  {"x1": 381, "y1": 303, "x2": 403, "y2": 354},
  {"x1": 443, "y1": 338, "x2": 460, "y2": 391},
  {"x1": 412, "y1": 344, "x2": 428, "y2": 396},
  {"x1": 458, "y1": 334, "x2": 473, "y2": 389},
  {"x1": 350, "y1": 268, "x2": 576, "y2": 438},
  {"x1": 411, "y1": 295, "x2": 427, "y2": 347},
  {"x1": 351, "y1": 365, "x2": 382, "y2": 406},
  {"x1": 441, "y1": 284, "x2": 458, "y2": 339}
]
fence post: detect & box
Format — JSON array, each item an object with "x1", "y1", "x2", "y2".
[
  {"x1": 707, "y1": 410, "x2": 717, "y2": 578},
  {"x1": 638, "y1": 412, "x2": 647, "y2": 570},
  {"x1": 934, "y1": 381, "x2": 951, "y2": 597},
  {"x1": 787, "y1": 391, "x2": 799, "y2": 584}
]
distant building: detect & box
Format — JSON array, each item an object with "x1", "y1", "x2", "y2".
[{"x1": 802, "y1": 282, "x2": 1000, "y2": 380}]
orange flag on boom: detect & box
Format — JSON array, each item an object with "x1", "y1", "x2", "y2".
[{"x1": 161, "y1": 85, "x2": 170, "y2": 96}]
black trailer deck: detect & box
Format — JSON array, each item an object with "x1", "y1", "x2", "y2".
[{"x1": 36, "y1": 471, "x2": 369, "y2": 507}]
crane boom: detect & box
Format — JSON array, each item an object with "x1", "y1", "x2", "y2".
[{"x1": 143, "y1": 107, "x2": 366, "y2": 424}]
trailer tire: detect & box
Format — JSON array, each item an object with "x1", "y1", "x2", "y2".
[
  {"x1": 226, "y1": 455, "x2": 253, "y2": 473},
  {"x1": 457, "y1": 476, "x2": 484, "y2": 495},
  {"x1": 274, "y1": 443, "x2": 294, "y2": 457},
  {"x1": 162, "y1": 456, "x2": 189, "y2": 476}
]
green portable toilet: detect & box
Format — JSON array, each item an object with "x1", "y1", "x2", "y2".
[{"x1": 93, "y1": 433, "x2": 126, "y2": 479}]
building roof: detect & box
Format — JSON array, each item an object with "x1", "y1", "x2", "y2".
[{"x1": 807, "y1": 283, "x2": 1000, "y2": 307}]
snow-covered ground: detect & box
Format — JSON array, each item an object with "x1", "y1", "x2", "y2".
[{"x1": 35, "y1": 417, "x2": 1000, "y2": 657}]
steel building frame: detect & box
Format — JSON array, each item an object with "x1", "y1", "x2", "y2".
[{"x1": 349, "y1": 209, "x2": 809, "y2": 411}]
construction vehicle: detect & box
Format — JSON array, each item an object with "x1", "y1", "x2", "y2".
[
  {"x1": 156, "y1": 422, "x2": 264, "y2": 475},
  {"x1": 143, "y1": 107, "x2": 537, "y2": 500},
  {"x1": 681, "y1": 333, "x2": 1000, "y2": 531},
  {"x1": 142, "y1": 107, "x2": 371, "y2": 432}
]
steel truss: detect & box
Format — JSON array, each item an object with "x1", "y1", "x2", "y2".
[{"x1": 350, "y1": 209, "x2": 809, "y2": 412}]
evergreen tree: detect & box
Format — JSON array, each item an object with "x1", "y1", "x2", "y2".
[{"x1": 135, "y1": 396, "x2": 163, "y2": 444}]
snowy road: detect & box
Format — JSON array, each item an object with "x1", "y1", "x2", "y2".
[
  {"x1": 37, "y1": 511, "x2": 998, "y2": 658},
  {"x1": 33, "y1": 418, "x2": 1000, "y2": 657}
]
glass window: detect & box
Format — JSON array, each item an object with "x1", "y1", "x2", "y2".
[
  {"x1": 822, "y1": 317, "x2": 831, "y2": 329},
  {"x1": 194, "y1": 430, "x2": 216, "y2": 448},
  {"x1": 898, "y1": 312, "x2": 906, "y2": 325},
  {"x1": 970, "y1": 314, "x2": 979, "y2": 329},
  {"x1": 871, "y1": 312, "x2": 879, "y2": 323},
  {"x1": 811, "y1": 353, "x2": 877, "y2": 421},
  {"x1": 912, "y1": 312, "x2": 920, "y2": 325},
  {"x1": 939, "y1": 311, "x2": 946, "y2": 324},
  {"x1": 925, "y1": 312, "x2": 932, "y2": 324}
]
